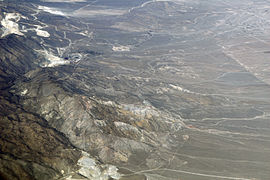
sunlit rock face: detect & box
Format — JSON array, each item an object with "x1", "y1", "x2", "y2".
[{"x1": 1, "y1": 0, "x2": 270, "y2": 179}]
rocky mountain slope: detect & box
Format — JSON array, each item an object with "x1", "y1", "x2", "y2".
[{"x1": 0, "y1": 6, "x2": 121, "y2": 179}]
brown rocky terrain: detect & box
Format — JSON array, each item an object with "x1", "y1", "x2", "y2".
[{"x1": 0, "y1": 34, "x2": 81, "y2": 179}]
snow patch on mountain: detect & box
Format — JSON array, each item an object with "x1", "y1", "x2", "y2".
[
  {"x1": 112, "y1": 45, "x2": 130, "y2": 52},
  {"x1": 1, "y1": 13, "x2": 24, "y2": 38},
  {"x1": 37, "y1": 50, "x2": 69, "y2": 67},
  {"x1": 35, "y1": 25, "x2": 50, "y2": 37},
  {"x1": 73, "y1": 151, "x2": 121, "y2": 180},
  {"x1": 169, "y1": 84, "x2": 192, "y2": 93},
  {"x1": 42, "y1": 0, "x2": 86, "y2": 2},
  {"x1": 38, "y1": 6, "x2": 65, "y2": 16}
]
